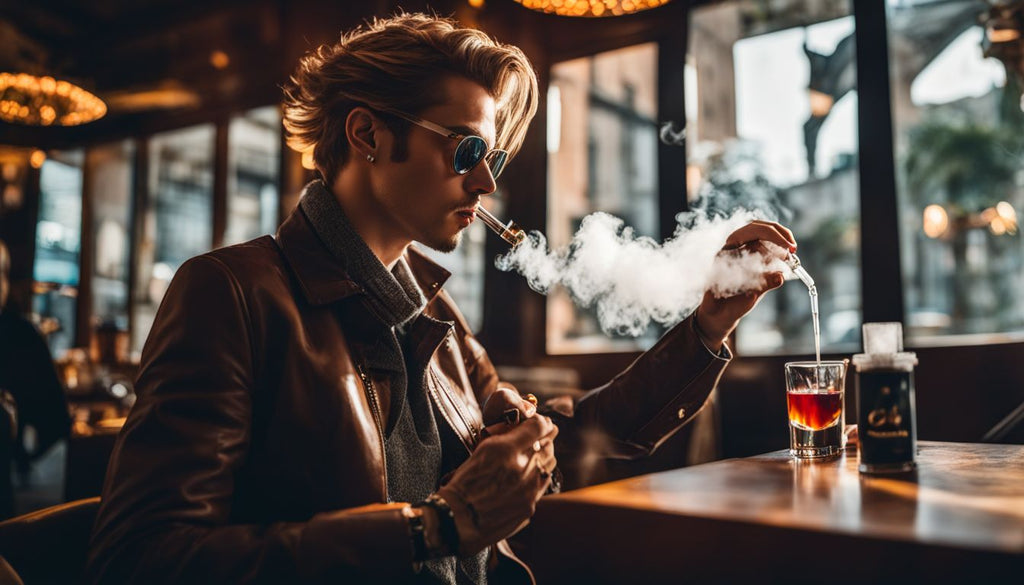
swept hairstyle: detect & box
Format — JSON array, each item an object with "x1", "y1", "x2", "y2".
[{"x1": 282, "y1": 12, "x2": 539, "y2": 184}]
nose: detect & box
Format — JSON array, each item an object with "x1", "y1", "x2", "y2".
[{"x1": 463, "y1": 159, "x2": 497, "y2": 196}]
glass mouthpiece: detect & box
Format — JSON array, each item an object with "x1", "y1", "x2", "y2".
[
  {"x1": 786, "y1": 253, "x2": 816, "y2": 290},
  {"x1": 477, "y1": 205, "x2": 526, "y2": 246}
]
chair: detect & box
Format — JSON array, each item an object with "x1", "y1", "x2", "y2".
[
  {"x1": 0, "y1": 497, "x2": 100, "y2": 585},
  {"x1": 1, "y1": 391, "x2": 15, "y2": 520}
]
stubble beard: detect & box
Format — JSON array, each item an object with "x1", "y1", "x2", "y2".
[{"x1": 420, "y1": 227, "x2": 462, "y2": 254}]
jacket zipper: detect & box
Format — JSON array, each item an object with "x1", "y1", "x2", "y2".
[
  {"x1": 356, "y1": 363, "x2": 388, "y2": 499},
  {"x1": 428, "y1": 364, "x2": 478, "y2": 450}
]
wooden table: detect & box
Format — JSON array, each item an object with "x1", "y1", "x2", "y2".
[{"x1": 528, "y1": 442, "x2": 1024, "y2": 584}]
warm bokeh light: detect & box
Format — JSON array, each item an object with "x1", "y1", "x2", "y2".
[
  {"x1": 993, "y1": 201, "x2": 1018, "y2": 235},
  {"x1": 1, "y1": 162, "x2": 17, "y2": 182},
  {"x1": 922, "y1": 204, "x2": 948, "y2": 239},
  {"x1": 30, "y1": 149, "x2": 46, "y2": 169},
  {"x1": 987, "y1": 26, "x2": 1021, "y2": 44},
  {"x1": 808, "y1": 89, "x2": 835, "y2": 117},
  {"x1": 210, "y1": 50, "x2": 231, "y2": 70},
  {"x1": 686, "y1": 164, "x2": 702, "y2": 201},
  {"x1": 996, "y1": 200, "x2": 1016, "y2": 221},
  {"x1": 990, "y1": 217, "x2": 1008, "y2": 235},
  {"x1": 467, "y1": 0, "x2": 486, "y2": 7},
  {"x1": 514, "y1": 0, "x2": 672, "y2": 17},
  {"x1": 105, "y1": 86, "x2": 200, "y2": 111},
  {"x1": 0, "y1": 72, "x2": 106, "y2": 126}
]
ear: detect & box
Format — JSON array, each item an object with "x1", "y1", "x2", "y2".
[{"x1": 345, "y1": 107, "x2": 381, "y2": 162}]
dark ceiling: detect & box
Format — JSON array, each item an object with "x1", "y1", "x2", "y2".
[
  {"x1": 0, "y1": 0, "x2": 695, "y2": 147},
  {"x1": 0, "y1": 0, "x2": 405, "y2": 146}
]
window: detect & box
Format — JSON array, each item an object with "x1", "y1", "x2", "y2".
[
  {"x1": 18, "y1": 106, "x2": 283, "y2": 358},
  {"x1": 688, "y1": 1, "x2": 862, "y2": 356},
  {"x1": 546, "y1": 42, "x2": 661, "y2": 354},
  {"x1": 888, "y1": 0, "x2": 1024, "y2": 344},
  {"x1": 226, "y1": 106, "x2": 281, "y2": 246},
  {"x1": 34, "y1": 150, "x2": 84, "y2": 356},
  {"x1": 88, "y1": 141, "x2": 134, "y2": 332},
  {"x1": 132, "y1": 125, "x2": 214, "y2": 354}
]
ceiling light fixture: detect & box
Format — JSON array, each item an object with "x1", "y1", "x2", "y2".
[
  {"x1": 0, "y1": 72, "x2": 106, "y2": 126},
  {"x1": 514, "y1": 0, "x2": 672, "y2": 18}
]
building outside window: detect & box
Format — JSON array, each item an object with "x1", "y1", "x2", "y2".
[
  {"x1": 132, "y1": 125, "x2": 215, "y2": 355},
  {"x1": 888, "y1": 0, "x2": 1024, "y2": 344},
  {"x1": 226, "y1": 106, "x2": 281, "y2": 246},
  {"x1": 688, "y1": 0, "x2": 862, "y2": 356},
  {"x1": 546, "y1": 42, "x2": 661, "y2": 354},
  {"x1": 88, "y1": 140, "x2": 134, "y2": 333},
  {"x1": 33, "y1": 150, "x2": 84, "y2": 357}
]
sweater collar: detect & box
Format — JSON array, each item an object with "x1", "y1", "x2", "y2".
[{"x1": 296, "y1": 180, "x2": 428, "y2": 328}]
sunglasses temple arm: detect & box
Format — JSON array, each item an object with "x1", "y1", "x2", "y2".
[{"x1": 477, "y1": 205, "x2": 526, "y2": 246}]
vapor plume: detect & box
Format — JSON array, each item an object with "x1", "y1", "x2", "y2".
[{"x1": 495, "y1": 208, "x2": 791, "y2": 337}]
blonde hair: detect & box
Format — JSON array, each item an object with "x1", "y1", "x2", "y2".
[{"x1": 282, "y1": 13, "x2": 538, "y2": 183}]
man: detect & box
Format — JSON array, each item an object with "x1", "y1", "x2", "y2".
[
  {"x1": 87, "y1": 13, "x2": 795, "y2": 584},
  {"x1": 0, "y1": 239, "x2": 71, "y2": 518}
]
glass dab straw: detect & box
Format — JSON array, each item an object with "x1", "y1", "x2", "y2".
[{"x1": 476, "y1": 205, "x2": 526, "y2": 246}]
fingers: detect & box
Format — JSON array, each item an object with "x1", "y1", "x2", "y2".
[
  {"x1": 506, "y1": 414, "x2": 558, "y2": 451},
  {"x1": 736, "y1": 240, "x2": 787, "y2": 261},
  {"x1": 747, "y1": 219, "x2": 795, "y2": 248},
  {"x1": 724, "y1": 220, "x2": 796, "y2": 253},
  {"x1": 762, "y1": 271, "x2": 785, "y2": 291},
  {"x1": 530, "y1": 440, "x2": 557, "y2": 485},
  {"x1": 443, "y1": 414, "x2": 559, "y2": 554},
  {"x1": 478, "y1": 415, "x2": 557, "y2": 458},
  {"x1": 498, "y1": 415, "x2": 558, "y2": 470},
  {"x1": 481, "y1": 388, "x2": 540, "y2": 439},
  {"x1": 517, "y1": 418, "x2": 558, "y2": 490},
  {"x1": 708, "y1": 267, "x2": 781, "y2": 311},
  {"x1": 481, "y1": 387, "x2": 537, "y2": 427}
]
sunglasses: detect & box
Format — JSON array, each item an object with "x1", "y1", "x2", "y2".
[{"x1": 386, "y1": 109, "x2": 510, "y2": 179}]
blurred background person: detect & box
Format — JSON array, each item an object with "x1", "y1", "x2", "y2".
[{"x1": 0, "y1": 239, "x2": 71, "y2": 518}]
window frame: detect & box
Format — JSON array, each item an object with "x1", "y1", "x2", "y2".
[
  {"x1": 21, "y1": 107, "x2": 287, "y2": 357},
  {"x1": 477, "y1": 3, "x2": 691, "y2": 387},
  {"x1": 478, "y1": 0, "x2": 909, "y2": 388}
]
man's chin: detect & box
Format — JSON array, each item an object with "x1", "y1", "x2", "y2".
[{"x1": 419, "y1": 230, "x2": 462, "y2": 253}]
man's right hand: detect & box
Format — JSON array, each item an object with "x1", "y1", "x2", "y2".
[
  {"x1": 436, "y1": 413, "x2": 558, "y2": 556},
  {"x1": 696, "y1": 219, "x2": 796, "y2": 352},
  {"x1": 480, "y1": 386, "x2": 536, "y2": 431}
]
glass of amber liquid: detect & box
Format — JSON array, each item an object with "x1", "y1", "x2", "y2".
[{"x1": 785, "y1": 360, "x2": 848, "y2": 458}]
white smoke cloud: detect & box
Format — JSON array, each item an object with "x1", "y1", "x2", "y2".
[{"x1": 495, "y1": 209, "x2": 791, "y2": 337}]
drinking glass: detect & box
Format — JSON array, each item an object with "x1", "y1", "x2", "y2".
[{"x1": 785, "y1": 360, "x2": 848, "y2": 458}]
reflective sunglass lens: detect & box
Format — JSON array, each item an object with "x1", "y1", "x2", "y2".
[
  {"x1": 486, "y1": 151, "x2": 508, "y2": 179},
  {"x1": 454, "y1": 137, "x2": 487, "y2": 174}
]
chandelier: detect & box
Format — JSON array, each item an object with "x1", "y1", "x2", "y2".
[
  {"x1": 0, "y1": 72, "x2": 107, "y2": 126},
  {"x1": 514, "y1": 0, "x2": 672, "y2": 18}
]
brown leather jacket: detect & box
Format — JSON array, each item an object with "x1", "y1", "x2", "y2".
[{"x1": 86, "y1": 205, "x2": 730, "y2": 584}]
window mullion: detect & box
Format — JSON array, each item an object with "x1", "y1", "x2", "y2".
[{"x1": 854, "y1": 0, "x2": 905, "y2": 324}]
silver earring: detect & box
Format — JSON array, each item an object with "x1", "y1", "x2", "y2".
[{"x1": 366, "y1": 154, "x2": 375, "y2": 163}]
